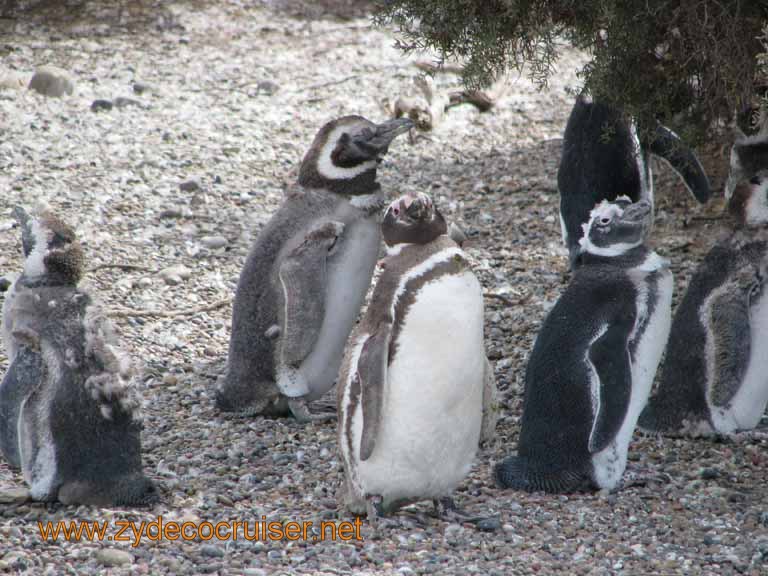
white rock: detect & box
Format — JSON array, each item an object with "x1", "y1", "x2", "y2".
[
  {"x1": 28, "y1": 66, "x2": 74, "y2": 97},
  {"x1": 200, "y1": 235, "x2": 228, "y2": 249},
  {"x1": 0, "y1": 486, "x2": 30, "y2": 504},
  {"x1": 159, "y1": 264, "x2": 192, "y2": 285},
  {"x1": 95, "y1": 548, "x2": 133, "y2": 566},
  {"x1": 0, "y1": 70, "x2": 26, "y2": 91}
]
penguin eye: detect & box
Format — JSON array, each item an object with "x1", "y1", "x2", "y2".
[{"x1": 393, "y1": 207, "x2": 400, "y2": 216}]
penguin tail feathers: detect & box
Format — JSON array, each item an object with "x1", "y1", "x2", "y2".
[
  {"x1": 637, "y1": 403, "x2": 661, "y2": 433},
  {"x1": 649, "y1": 124, "x2": 711, "y2": 204},
  {"x1": 493, "y1": 455, "x2": 592, "y2": 494}
]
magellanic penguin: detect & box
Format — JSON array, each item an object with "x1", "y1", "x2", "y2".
[
  {"x1": 217, "y1": 115, "x2": 413, "y2": 421},
  {"x1": 639, "y1": 128, "x2": 768, "y2": 436},
  {"x1": 495, "y1": 198, "x2": 673, "y2": 493},
  {"x1": 558, "y1": 93, "x2": 711, "y2": 268},
  {"x1": 0, "y1": 207, "x2": 156, "y2": 506},
  {"x1": 337, "y1": 192, "x2": 489, "y2": 520}
]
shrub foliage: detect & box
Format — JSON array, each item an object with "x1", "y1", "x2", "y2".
[{"x1": 375, "y1": 1, "x2": 768, "y2": 144}]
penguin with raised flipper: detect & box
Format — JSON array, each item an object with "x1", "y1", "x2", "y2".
[
  {"x1": 495, "y1": 197, "x2": 672, "y2": 493},
  {"x1": 0, "y1": 206, "x2": 156, "y2": 506},
  {"x1": 216, "y1": 115, "x2": 413, "y2": 421},
  {"x1": 558, "y1": 93, "x2": 711, "y2": 268},
  {"x1": 337, "y1": 192, "x2": 488, "y2": 520},
  {"x1": 639, "y1": 128, "x2": 768, "y2": 436}
]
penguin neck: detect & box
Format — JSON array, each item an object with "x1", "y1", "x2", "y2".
[
  {"x1": 579, "y1": 244, "x2": 650, "y2": 268},
  {"x1": 298, "y1": 163, "x2": 381, "y2": 197}
]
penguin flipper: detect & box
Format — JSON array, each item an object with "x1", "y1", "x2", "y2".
[
  {"x1": 358, "y1": 323, "x2": 392, "y2": 461},
  {"x1": 0, "y1": 343, "x2": 43, "y2": 468},
  {"x1": 276, "y1": 221, "x2": 344, "y2": 372},
  {"x1": 587, "y1": 323, "x2": 633, "y2": 454},
  {"x1": 703, "y1": 285, "x2": 752, "y2": 408},
  {"x1": 649, "y1": 124, "x2": 711, "y2": 203}
]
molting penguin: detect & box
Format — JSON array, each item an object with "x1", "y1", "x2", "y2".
[
  {"x1": 558, "y1": 93, "x2": 711, "y2": 268},
  {"x1": 495, "y1": 198, "x2": 672, "y2": 493},
  {"x1": 337, "y1": 192, "x2": 488, "y2": 519},
  {"x1": 639, "y1": 129, "x2": 768, "y2": 435},
  {"x1": 217, "y1": 115, "x2": 413, "y2": 421},
  {"x1": 0, "y1": 207, "x2": 156, "y2": 506}
]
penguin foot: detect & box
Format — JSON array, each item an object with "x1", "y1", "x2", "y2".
[
  {"x1": 431, "y1": 497, "x2": 472, "y2": 522},
  {"x1": 287, "y1": 398, "x2": 336, "y2": 423},
  {"x1": 366, "y1": 495, "x2": 384, "y2": 528}
]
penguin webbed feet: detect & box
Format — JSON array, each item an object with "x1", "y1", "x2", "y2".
[{"x1": 287, "y1": 397, "x2": 336, "y2": 423}]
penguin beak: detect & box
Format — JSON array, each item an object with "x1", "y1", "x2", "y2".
[{"x1": 354, "y1": 118, "x2": 414, "y2": 154}]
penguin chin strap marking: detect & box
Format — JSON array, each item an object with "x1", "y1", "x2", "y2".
[
  {"x1": 316, "y1": 125, "x2": 377, "y2": 181},
  {"x1": 578, "y1": 237, "x2": 642, "y2": 258},
  {"x1": 23, "y1": 219, "x2": 50, "y2": 278}
]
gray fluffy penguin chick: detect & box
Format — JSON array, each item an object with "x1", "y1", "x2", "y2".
[
  {"x1": 337, "y1": 192, "x2": 487, "y2": 520},
  {"x1": 495, "y1": 198, "x2": 672, "y2": 493},
  {"x1": 0, "y1": 207, "x2": 156, "y2": 506},
  {"x1": 639, "y1": 128, "x2": 768, "y2": 435},
  {"x1": 217, "y1": 115, "x2": 413, "y2": 421}
]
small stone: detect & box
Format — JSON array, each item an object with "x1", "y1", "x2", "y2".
[
  {"x1": 95, "y1": 548, "x2": 133, "y2": 566},
  {"x1": 256, "y1": 80, "x2": 279, "y2": 95},
  {"x1": 180, "y1": 180, "x2": 201, "y2": 192},
  {"x1": 133, "y1": 82, "x2": 150, "y2": 94},
  {"x1": 200, "y1": 544, "x2": 224, "y2": 558},
  {"x1": 28, "y1": 66, "x2": 74, "y2": 97},
  {"x1": 159, "y1": 208, "x2": 183, "y2": 219},
  {"x1": 91, "y1": 99, "x2": 113, "y2": 112},
  {"x1": 114, "y1": 96, "x2": 141, "y2": 108},
  {"x1": 200, "y1": 235, "x2": 228, "y2": 249},
  {"x1": 476, "y1": 516, "x2": 502, "y2": 532},
  {"x1": 243, "y1": 569, "x2": 268, "y2": 576},
  {"x1": 700, "y1": 467, "x2": 719, "y2": 480},
  {"x1": 159, "y1": 264, "x2": 192, "y2": 285},
  {"x1": 162, "y1": 373, "x2": 178, "y2": 386},
  {"x1": 0, "y1": 486, "x2": 30, "y2": 504}
]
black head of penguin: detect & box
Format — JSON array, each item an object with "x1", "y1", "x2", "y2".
[
  {"x1": 297, "y1": 115, "x2": 413, "y2": 196},
  {"x1": 578, "y1": 197, "x2": 653, "y2": 258},
  {"x1": 13, "y1": 206, "x2": 84, "y2": 286},
  {"x1": 382, "y1": 193, "x2": 448, "y2": 247}
]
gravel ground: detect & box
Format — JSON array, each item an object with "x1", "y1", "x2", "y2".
[{"x1": 0, "y1": 2, "x2": 767, "y2": 575}]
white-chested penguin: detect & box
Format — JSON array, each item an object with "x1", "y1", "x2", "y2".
[
  {"x1": 0, "y1": 207, "x2": 156, "y2": 506},
  {"x1": 216, "y1": 115, "x2": 413, "y2": 421},
  {"x1": 495, "y1": 198, "x2": 672, "y2": 493},
  {"x1": 337, "y1": 192, "x2": 490, "y2": 520},
  {"x1": 639, "y1": 128, "x2": 768, "y2": 435},
  {"x1": 558, "y1": 93, "x2": 711, "y2": 268}
]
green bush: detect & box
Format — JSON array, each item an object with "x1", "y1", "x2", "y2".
[{"x1": 375, "y1": 1, "x2": 768, "y2": 144}]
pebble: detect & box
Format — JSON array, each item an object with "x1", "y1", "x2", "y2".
[
  {"x1": 133, "y1": 82, "x2": 150, "y2": 94},
  {"x1": 180, "y1": 180, "x2": 202, "y2": 192},
  {"x1": 0, "y1": 486, "x2": 30, "y2": 504},
  {"x1": 95, "y1": 548, "x2": 133, "y2": 567},
  {"x1": 28, "y1": 66, "x2": 74, "y2": 97},
  {"x1": 200, "y1": 235, "x2": 228, "y2": 249},
  {"x1": 200, "y1": 544, "x2": 225, "y2": 558},
  {"x1": 159, "y1": 264, "x2": 193, "y2": 285},
  {"x1": 114, "y1": 96, "x2": 142, "y2": 108},
  {"x1": 91, "y1": 99, "x2": 113, "y2": 112},
  {"x1": 476, "y1": 516, "x2": 502, "y2": 532}
]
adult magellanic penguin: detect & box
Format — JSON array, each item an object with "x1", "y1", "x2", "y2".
[
  {"x1": 558, "y1": 93, "x2": 711, "y2": 268},
  {"x1": 0, "y1": 207, "x2": 156, "y2": 506},
  {"x1": 216, "y1": 115, "x2": 413, "y2": 421},
  {"x1": 639, "y1": 128, "x2": 768, "y2": 435},
  {"x1": 495, "y1": 198, "x2": 672, "y2": 493},
  {"x1": 337, "y1": 192, "x2": 489, "y2": 520}
]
